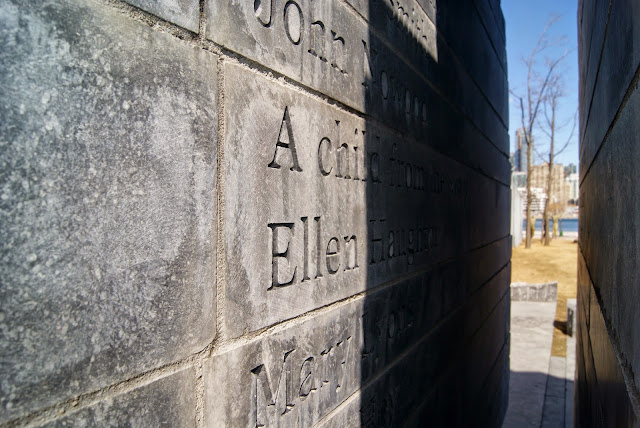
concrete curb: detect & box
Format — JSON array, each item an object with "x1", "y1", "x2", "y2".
[{"x1": 511, "y1": 282, "x2": 558, "y2": 302}]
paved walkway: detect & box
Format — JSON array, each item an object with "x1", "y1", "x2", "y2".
[{"x1": 503, "y1": 300, "x2": 576, "y2": 428}]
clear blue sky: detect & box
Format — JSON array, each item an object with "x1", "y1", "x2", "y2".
[{"x1": 502, "y1": 0, "x2": 579, "y2": 170}]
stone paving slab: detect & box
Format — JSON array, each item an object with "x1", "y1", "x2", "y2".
[{"x1": 503, "y1": 301, "x2": 556, "y2": 427}]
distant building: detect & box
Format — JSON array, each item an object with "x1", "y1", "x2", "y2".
[
  {"x1": 512, "y1": 171, "x2": 527, "y2": 188},
  {"x1": 564, "y1": 163, "x2": 577, "y2": 176},
  {"x1": 529, "y1": 163, "x2": 570, "y2": 208},
  {"x1": 566, "y1": 172, "x2": 579, "y2": 203}
]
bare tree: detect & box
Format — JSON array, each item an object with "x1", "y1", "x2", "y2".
[
  {"x1": 538, "y1": 73, "x2": 576, "y2": 245},
  {"x1": 511, "y1": 17, "x2": 568, "y2": 249}
]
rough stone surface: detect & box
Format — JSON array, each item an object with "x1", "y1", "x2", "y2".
[
  {"x1": 222, "y1": 62, "x2": 509, "y2": 336},
  {"x1": 1, "y1": 0, "x2": 510, "y2": 425},
  {"x1": 204, "y1": 257, "x2": 510, "y2": 427},
  {"x1": 503, "y1": 301, "x2": 556, "y2": 428},
  {"x1": 205, "y1": 0, "x2": 508, "y2": 156},
  {"x1": 577, "y1": 0, "x2": 640, "y2": 424},
  {"x1": 541, "y1": 356, "x2": 566, "y2": 428},
  {"x1": 317, "y1": 291, "x2": 510, "y2": 428},
  {"x1": 0, "y1": 0, "x2": 217, "y2": 422},
  {"x1": 579, "y1": 0, "x2": 640, "y2": 183},
  {"x1": 123, "y1": 0, "x2": 200, "y2": 32},
  {"x1": 510, "y1": 282, "x2": 558, "y2": 302},
  {"x1": 41, "y1": 369, "x2": 197, "y2": 427}
]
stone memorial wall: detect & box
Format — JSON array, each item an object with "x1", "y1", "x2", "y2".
[
  {"x1": 0, "y1": 0, "x2": 510, "y2": 425},
  {"x1": 576, "y1": 1, "x2": 640, "y2": 425}
]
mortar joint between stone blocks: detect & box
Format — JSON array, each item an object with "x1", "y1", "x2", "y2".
[
  {"x1": 213, "y1": 54, "x2": 227, "y2": 347},
  {"x1": 103, "y1": 0, "x2": 511, "y2": 183},
  {"x1": 580, "y1": 58, "x2": 640, "y2": 187},
  {"x1": 193, "y1": 346, "x2": 210, "y2": 428},
  {"x1": 197, "y1": 0, "x2": 207, "y2": 42},
  {"x1": 104, "y1": 0, "x2": 198, "y2": 41},
  {"x1": 209, "y1": 51, "x2": 510, "y2": 188},
  {"x1": 4, "y1": 344, "x2": 212, "y2": 428}
]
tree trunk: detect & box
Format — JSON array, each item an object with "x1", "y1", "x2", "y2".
[
  {"x1": 525, "y1": 133, "x2": 532, "y2": 248},
  {"x1": 543, "y1": 104, "x2": 556, "y2": 246},
  {"x1": 543, "y1": 161, "x2": 552, "y2": 245}
]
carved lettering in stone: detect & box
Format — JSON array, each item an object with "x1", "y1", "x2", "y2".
[
  {"x1": 268, "y1": 215, "x2": 359, "y2": 290},
  {"x1": 254, "y1": 0, "x2": 275, "y2": 27},
  {"x1": 251, "y1": 349, "x2": 296, "y2": 425},
  {"x1": 268, "y1": 106, "x2": 303, "y2": 172},
  {"x1": 248, "y1": 334, "x2": 353, "y2": 426},
  {"x1": 268, "y1": 222, "x2": 297, "y2": 289},
  {"x1": 283, "y1": 1, "x2": 303, "y2": 45}
]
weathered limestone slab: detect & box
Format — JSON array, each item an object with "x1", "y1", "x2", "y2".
[
  {"x1": 579, "y1": 0, "x2": 640, "y2": 181},
  {"x1": 0, "y1": 0, "x2": 217, "y2": 421},
  {"x1": 347, "y1": 0, "x2": 508, "y2": 128},
  {"x1": 580, "y1": 84, "x2": 640, "y2": 394},
  {"x1": 314, "y1": 267, "x2": 510, "y2": 427},
  {"x1": 222, "y1": 63, "x2": 509, "y2": 337},
  {"x1": 431, "y1": 0, "x2": 509, "y2": 126},
  {"x1": 42, "y1": 369, "x2": 197, "y2": 427},
  {"x1": 578, "y1": 0, "x2": 608, "y2": 133},
  {"x1": 205, "y1": 0, "x2": 508, "y2": 156},
  {"x1": 472, "y1": 0, "x2": 507, "y2": 68},
  {"x1": 123, "y1": 0, "x2": 200, "y2": 32},
  {"x1": 204, "y1": 253, "x2": 510, "y2": 427}
]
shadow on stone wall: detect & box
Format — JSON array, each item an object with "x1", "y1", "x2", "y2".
[{"x1": 356, "y1": 0, "x2": 511, "y2": 425}]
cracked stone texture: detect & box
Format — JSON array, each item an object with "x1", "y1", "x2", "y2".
[{"x1": 0, "y1": 0, "x2": 218, "y2": 422}]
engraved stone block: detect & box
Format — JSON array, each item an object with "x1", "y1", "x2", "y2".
[
  {"x1": 222, "y1": 63, "x2": 509, "y2": 337},
  {"x1": 316, "y1": 274, "x2": 510, "y2": 427},
  {"x1": 205, "y1": 0, "x2": 507, "y2": 156},
  {"x1": 345, "y1": 0, "x2": 508, "y2": 150},
  {"x1": 204, "y1": 260, "x2": 510, "y2": 427},
  {"x1": 0, "y1": 0, "x2": 217, "y2": 421}
]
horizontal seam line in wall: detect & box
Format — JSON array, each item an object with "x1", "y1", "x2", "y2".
[
  {"x1": 580, "y1": 59, "x2": 640, "y2": 187},
  {"x1": 210, "y1": 234, "x2": 512, "y2": 356},
  {"x1": 471, "y1": 0, "x2": 507, "y2": 73},
  {"x1": 485, "y1": 1, "x2": 505, "y2": 42},
  {"x1": 6, "y1": 232, "x2": 507, "y2": 425},
  {"x1": 219, "y1": 57, "x2": 511, "y2": 187},
  {"x1": 433, "y1": 26, "x2": 509, "y2": 130},
  {"x1": 476, "y1": 337, "x2": 509, "y2": 395},
  {"x1": 105, "y1": 0, "x2": 512, "y2": 186},
  {"x1": 337, "y1": 0, "x2": 510, "y2": 153},
  {"x1": 312, "y1": 261, "x2": 511, "y2": 426},
  {"x1": 3, "y1": 346, "x2": 211, "y2": 427},
  {"x1": 579, "y1": 0, "x2": 613, "y2": 149},
  {"x1": 580, "y1": 0, "x2": 604, "y2": 118},
  {"x1": 577, "y1": 246, "x2": 640, "y2": 419}
]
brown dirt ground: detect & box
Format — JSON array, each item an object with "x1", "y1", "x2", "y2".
[{"x1": 511, "y1": 238, "x2": 578, "y2": 357}]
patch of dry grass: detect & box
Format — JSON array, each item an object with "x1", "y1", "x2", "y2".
[{"x1": 512, "y1": 238, "x2": 578, "y2": 357}]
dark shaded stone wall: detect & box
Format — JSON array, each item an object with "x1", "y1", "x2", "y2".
[
  {"x1": 0, "y1": 0, "x2": 509, "y2": 425},
  {"x1": 576, "y1": 0, "x2": 640, "y2": 426}
]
